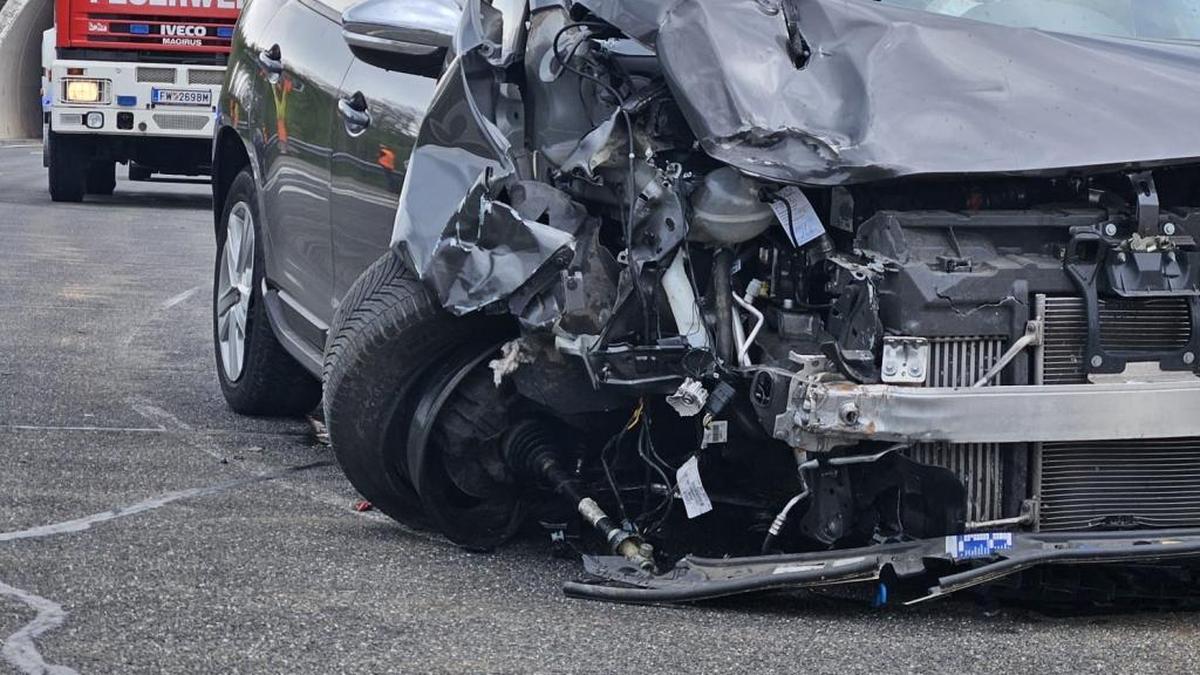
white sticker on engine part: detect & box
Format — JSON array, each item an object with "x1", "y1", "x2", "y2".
[
  {"x1": 701, "y1": 420, "x2": 728, "y2": 448},
  {"x1": 676, "y1": 455, "x2": 713, "y2": 519},
  {"x1": 770, "y1": 186, "x2": 826, "y2": 248}
]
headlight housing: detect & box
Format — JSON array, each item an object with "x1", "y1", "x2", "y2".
[{"x1": 62, "y1": 79, "x2": 107, "y2": 104}]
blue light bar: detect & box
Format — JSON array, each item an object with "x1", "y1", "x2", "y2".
[
  {"x1": 117, "y1": 95, "x2": 137, "y2": 107},
  {"x1": 129, "y1": 24, "x2": 150, "y2": 35},
  {"x1": 216, "y1": 27, "x2": 234, "y2": 38}
]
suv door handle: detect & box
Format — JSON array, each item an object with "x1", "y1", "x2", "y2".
[
  {"x1": 338, "y1": 91, "x2": 371, "y2": 134},
  {"x1": 258, "y1": 45, "x2": 283, "y2": 75}
]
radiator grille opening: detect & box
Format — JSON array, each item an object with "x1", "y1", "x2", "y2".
[
  {"x1": 1039, "y1": 438, "x2": 1200, "y2": 531},
  {"x1": 1039, "y1": 295, "x2": 1193, "y2": 384},
  {"x1": 187, "y1": 69, "x2": 224, "y2": 86},
  {"x1": 136, "y1": 67, "x2": 176, "y2": 84},
  {"x1": 152, "y1": 113, "x2": 210, "y2": 131},
  {"x1": 905, "y1": 336, "x2": 1010, "y2": 523}
]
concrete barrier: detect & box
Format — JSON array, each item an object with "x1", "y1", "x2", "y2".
[{"x1": 0, "y1": 0, "x2": 53, "y2": 139}]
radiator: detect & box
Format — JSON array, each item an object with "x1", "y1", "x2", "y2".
[
  {"x1": 1039, "y1": 438, "x2": 1200, "y2": 531},
  {"x1": 1035, "y1": 294, "x2": 1199, "y2": 531}
]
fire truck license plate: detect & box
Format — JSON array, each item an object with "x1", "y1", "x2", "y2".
[{"x1": 152, "y1": 88, "x2": 211, "y2": 107}]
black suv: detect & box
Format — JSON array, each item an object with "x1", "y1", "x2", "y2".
[
  {"x1": 214, "y1": 0, "x2": 1200, "y2": 605},
  {"x1": 211, "y1": 0, "x2": 448, "y2": 411}
]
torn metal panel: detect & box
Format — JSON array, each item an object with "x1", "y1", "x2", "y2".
[
  {"x1": 565, "y1": 529, "x2": 1200, "y2": 605},
  {"x1": 427, "y1": 174, "x2": 591, "y2": 319},
  {"x1": 391, "y1": 47, "x2": 516, "y2": 275},
  {"x1": 650, "y1": 0, "x2": 1200, "y2": 185},
  {"x1": 393, "y1": 2, "x2": 613, "y2": 323},
  {"x1": 558, "y1": 110, "x2": 623, "y2": 180},
  {"x1": 571, "y1": 0, "x2": 668, "y2": 45},
  {"x1": 392, "y1": 8, "x2": 588, "y2": 321}
]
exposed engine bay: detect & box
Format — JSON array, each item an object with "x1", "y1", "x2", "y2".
[{"x1": 384, "y1": 0, "x2": 1200, "y2": 605}]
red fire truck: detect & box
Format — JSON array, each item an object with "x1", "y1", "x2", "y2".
[{"x1": 43, "y1": 0, "x2": 241, "y2": 201}]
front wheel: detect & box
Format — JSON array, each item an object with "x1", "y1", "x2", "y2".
[
  {"x1": 323, "y1": 251, "x2": 511, "y2": 531},
  {"x1": 213, "y1": 168, "x2": 321, "y2": 416},
  {"x1": 47, "y1": 133, "x2": 86, "y2": 203}
]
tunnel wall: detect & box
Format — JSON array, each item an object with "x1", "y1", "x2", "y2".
[{"x1": 0, "y1": 0, "x2": 53, "y2": 139}]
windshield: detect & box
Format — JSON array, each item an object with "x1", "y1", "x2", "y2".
[{"x1": 878, "y1": 0, "x2": 1200, "y2": 41}]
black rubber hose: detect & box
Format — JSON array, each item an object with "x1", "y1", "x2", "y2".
[{"x1": 712, "y1": 249, "x2": 735, "y2": 364}]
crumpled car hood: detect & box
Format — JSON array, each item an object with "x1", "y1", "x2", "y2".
[{"x1": 588, "y1": 0, "x2": 1200, "y2": 185}]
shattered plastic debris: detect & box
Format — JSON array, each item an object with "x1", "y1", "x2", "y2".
[{"x1": 488, "y1": 339, "x2": 535, "y2": 386}]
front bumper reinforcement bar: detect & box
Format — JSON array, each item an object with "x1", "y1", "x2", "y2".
[
  {"x1": 564, "y1": 529, "x2": 1200, "y2": 604},
  {"x1": 776, "y1": 378, "x2": 1200, "y2": 446}
]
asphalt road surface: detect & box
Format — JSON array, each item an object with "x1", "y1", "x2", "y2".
[{"x1": 1, "y1": 141, "x2": 1199, "y2": 674}]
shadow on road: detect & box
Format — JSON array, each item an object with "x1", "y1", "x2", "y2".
[{"x1": 85, "y1": 190, "x2": 212, "y2": 211}]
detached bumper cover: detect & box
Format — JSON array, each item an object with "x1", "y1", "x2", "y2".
[
  {"x1": 565, "y1": 529, "x2": 1200, "y2": 604},
  {"x1": 775, "y1": 378, "x2": 1200, "y2": 447}
]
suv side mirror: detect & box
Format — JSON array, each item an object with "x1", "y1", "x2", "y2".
[{"x1": 341, "y1": 0, "x2": 460, "y2": 75}]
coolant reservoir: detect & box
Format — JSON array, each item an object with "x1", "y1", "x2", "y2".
[{"x1": 689, "y1": 167, "x2": 776, "y2": 245}]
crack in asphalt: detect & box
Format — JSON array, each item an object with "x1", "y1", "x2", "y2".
[{"x1": 0, "y1": 461, "x2": 332, "y2": 673}]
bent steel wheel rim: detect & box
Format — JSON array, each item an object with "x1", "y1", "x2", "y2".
[{"x1": 216, "y1": 201, "x2": 255, "y2": 382}]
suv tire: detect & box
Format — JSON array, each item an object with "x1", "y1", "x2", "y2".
[
  {"x1": 323, "y1": 251, "x2": 507, "y2": 528},
  {"x1": 213, "y1": 168, "x2": 321, "y2": 416}
]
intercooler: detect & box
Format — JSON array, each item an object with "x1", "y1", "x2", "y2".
[
  {"x1": 906, "y1": 336, "x2": 1008, "y2": 524},
  {"x1": 1034, "y1": 294, "x2": 1200, "y2": 531}
]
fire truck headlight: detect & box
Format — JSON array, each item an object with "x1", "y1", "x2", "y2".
[
  {"x1": 63, "y1": 79, "x2": 104, "y2": 103},
  {"x1": 84, "y1": 112, "x2": 104, "y2": 129}
]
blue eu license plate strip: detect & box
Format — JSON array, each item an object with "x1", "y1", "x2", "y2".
[{"x1": 945, "y1": 533, "x2": 1013, "y2": 560}]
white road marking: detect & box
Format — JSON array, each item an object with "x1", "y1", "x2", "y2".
[
  {"x1": 160, "y1": 284, "x2": 204, "y2": 310},
  {"x1": 0, "y1": 463, "x2": 326, "y2": 674},
  {"x1": 129, "y1": 399, "x2": 193, "y2": 431},
  {"x1": 0, "y1": 470, "x2": 307, "y2": 543},
  {"x1": 1, "y1": 424, "x2": 166, "y2": 433},
  {"x1": 0, "y1": 424, "x2": 309, "y2": 438},
  {"x1": 0, "y1": 580, "x2": 78, "y2": 675}
]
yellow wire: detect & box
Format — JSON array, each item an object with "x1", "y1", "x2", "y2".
[{"x1": 624, "y1": 398, "x2": 645, "y2": 431}]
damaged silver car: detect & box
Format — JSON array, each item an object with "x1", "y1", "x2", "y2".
[{"x1": 317, "y1": 0, "x2": 1200, "y2": 605}]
